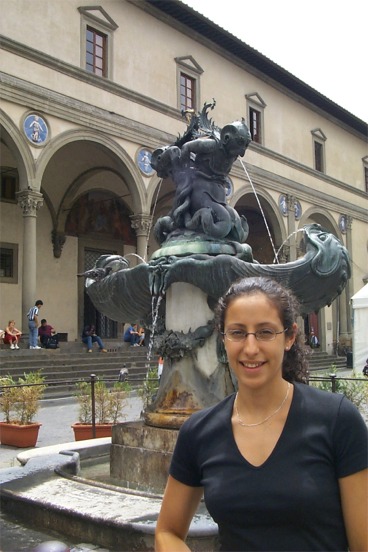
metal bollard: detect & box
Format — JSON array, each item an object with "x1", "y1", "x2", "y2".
[{"x1": 329, "y1": 373, "x2": 337, "y2": 393}]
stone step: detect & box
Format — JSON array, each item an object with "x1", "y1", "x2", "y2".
[
  {"x1": 0, "y1": 346, "x2": 159, "y2": 399},
  {"x1": 308, "y1": 352, "x2": 347, "y2": 371},
  {"x1": 0, "y1": 356, "x2": 155, "y2": 371}
]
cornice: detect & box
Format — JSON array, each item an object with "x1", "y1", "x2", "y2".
[{"x1": 0, "y1": 71, "x2": 175, "y2": 149}]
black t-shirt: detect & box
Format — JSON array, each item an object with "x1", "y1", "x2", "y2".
[{"x1": 170, "y1": 383, "x2": 368, "y2": 551}]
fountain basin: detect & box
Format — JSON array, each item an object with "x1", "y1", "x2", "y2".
[{"x1": 0, "y1": 438, "x2": 219, "y2": 551}]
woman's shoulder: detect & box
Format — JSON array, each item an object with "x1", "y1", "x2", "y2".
[
  {"x1": 295, "y1": 381, "x2": 344, "y2": 405},
  {"x1": 293, "y1": 381, "x2": 365, "y2": 423}
]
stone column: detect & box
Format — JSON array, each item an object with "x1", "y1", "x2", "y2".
[
  {"x1": 16, "y1": 190, "x2": 44, "y2": 330},
  {"x1": 286, "y1": 195, "x2": 297, "y2": 261},
  {"x1": 130, "y1": 214, "x2": 152, "y2": 262}
]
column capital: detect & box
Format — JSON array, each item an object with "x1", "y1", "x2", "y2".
[
  {"x1": 130, "y1": 213, "x2": 152, "y2": 236},
  {"x1": 16, "y1": 190, "x2": 43, "y2": 216}
]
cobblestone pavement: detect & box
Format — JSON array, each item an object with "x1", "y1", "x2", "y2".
[{"x1": 0, "y1": 395, "x2": 143, "y2": 552}]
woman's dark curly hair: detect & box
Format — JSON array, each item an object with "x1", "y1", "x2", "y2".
[{"x1": 214, "y1": 276, "x2": 308, "y2": 383}]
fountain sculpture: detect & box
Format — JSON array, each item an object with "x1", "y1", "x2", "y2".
[{"x1": 87, "y1": 101, "x2": 351, "y2": 431}]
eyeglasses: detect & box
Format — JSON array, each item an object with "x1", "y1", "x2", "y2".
[{"x1": 222, "y1": 328, "x2": 288, "y2": 342}]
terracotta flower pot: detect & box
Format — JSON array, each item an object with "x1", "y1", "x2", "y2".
[
  {"x1": 71, "y1": 423, "x2": 113, "y2": 441},
  {"x1": 0, "y1": 422, "x2": 42, "y2": 448}
]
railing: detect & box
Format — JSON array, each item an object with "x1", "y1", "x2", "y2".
[
  {"x1": 1, "y1": 374, "x2": 366, "y2": 436},
  {"x1": 0, "y1": 373, "x2": 158, "y2": 431},
  {"x1": 307, "y1": 372, "x2": 368, "y2": 392}
]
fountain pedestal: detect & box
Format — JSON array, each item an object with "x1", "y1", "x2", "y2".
[
  {"x1": 144, "y1": 282, "x2": 234, "y2": 429},
  {"x1": 111, "y1": 421, "x2": 178, "y2": 494}
]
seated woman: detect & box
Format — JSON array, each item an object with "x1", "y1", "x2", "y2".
[
  {"x1": 4, "y1": 320, "x2": 22, "y2": 349},
  {"x1": 138, "y1": 326, "x2": 145, "y2": 346}
]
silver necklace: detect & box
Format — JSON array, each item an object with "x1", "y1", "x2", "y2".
[{"x1": 235, "y1": 383, "x2": 291, "y2": 428}]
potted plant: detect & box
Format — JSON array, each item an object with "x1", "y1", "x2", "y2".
[
  {"x1": 72, "y1": 377, "x2": 131, "y2": 440},
  {"x1": 0, "y1": 371, "x2": 46, "y2": 447}
]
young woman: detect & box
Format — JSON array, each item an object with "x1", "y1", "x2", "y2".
[
  {"x1": 155, "y1": 277, "x2": 368, "y2": 552},
  {"x1": 3, "y1": 320, "x2": 22, "y2": 349}
]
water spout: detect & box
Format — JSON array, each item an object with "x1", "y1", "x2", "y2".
[
  {"x1": 273, "y1": 228, "x2": 306, "y2": 263},
  {"x1": 239, "y1": 159, "x2": 279, "y2": 263},
  {"x1": 124, "y1": 253, "x2": 148, "y2": 264}
]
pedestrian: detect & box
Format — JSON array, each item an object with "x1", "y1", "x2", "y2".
[
  {"x1": 3, "y1": 320, "x2": 22, "y2": 349},
  {"x1": 27, "y1": 300, "x2": 43, "y2": 349},
  {"x1": 155, "y1": 277, "x2": 367, "y2": 552},
  {"x1": 81, "y1": 323, "x2": 107, "y2": 353},
  {"x1": 309, "y1": 329, "x2": 320, "y2": 348},
  {"x1": 123, "y1": 323, "x2": 141, "y2": 347},
  {"x1": 157, "y1": 357, "x2": 164, "y2": 380},
  {"x1": 38, "y1": 319, "x2": 59, "y2": 348}
]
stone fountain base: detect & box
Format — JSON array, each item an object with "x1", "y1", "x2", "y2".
[
  {"x1": 0, "y1": 437, "x2": 219, "y2": 551},
  {"x1": 110, "y1": 421, "x2": 178, "y2": 494}
]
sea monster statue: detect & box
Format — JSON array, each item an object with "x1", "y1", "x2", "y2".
[{"x1": 83, "y1": 102, "x2": 350, "y2": 427}]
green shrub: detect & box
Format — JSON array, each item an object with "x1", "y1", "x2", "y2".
[
  {"x1": 74, "y1": 378, "x2": 131, "y2": 424},
  {"x1": 0, "y1": 371, "x2": 46, "y2": 424}
]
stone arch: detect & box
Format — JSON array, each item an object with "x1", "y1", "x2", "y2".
[
  {"x1": 56, "y1": 166, "x2": 135, "y2": 235},
  {"x1": 35, "y1": 129, "x2": 147, "y2": 212},
  {"x1": 298, "y1": 207, "x2": 339, "y2": 235},
  {"x1": 0, "y1": 109, "x2": 36, "y2": 189},
  {"x1": 232, "y1": 185, "x2": 286, "y2": 263}
]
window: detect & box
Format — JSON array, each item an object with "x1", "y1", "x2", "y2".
[
  {"x1": 314, "y1": 141, "x2": 324, "y2": 172},
  {"x1": 78, "y1": 6, "x2": 118, "y2": 80},
  {"x1": 180, "y1": 73, "x2": 195, "y2": 112},
  {"x1": 86, "y1": 27, "x2": 107, "y2": 76},
  {"x1": 175, "y1": 56, "x2": 203, "y2": 113},
  {"x1": 363, "y1": 157, "x2": 368, "y2": 193},
  {"x1": 245, "y1": 93, "x2": 266, "y2": 146},
  {"x1": 249, "y1": 107, "x2": 262, "y2": 143},
  {"x1": 0, "y1": 243, "x2": 18, "y2": 284},
  {"x1": 311, "y1": 129, "x2": 327, "y2": 173}
]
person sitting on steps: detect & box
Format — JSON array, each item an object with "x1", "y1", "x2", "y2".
[
  {"x1": 81, "y1": 323, "x2": 107, "y2": 353},
  {"x1": 38, "y1": 319, "x2": 59, "y2": 348},
  {"x1": 3, "y1": 320, "x2": 22, "y2": 349},
  {"x1": 123, "y1": 323, "x2": 141, "y2": 347}
]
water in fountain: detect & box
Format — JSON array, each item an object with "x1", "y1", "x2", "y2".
[
  {"x1": 273, "y1": 228, "x2": 306, "y2": 263},
  {"x1": 124, "y1": 252, "x2": 148, "y2": 264},
  {"x1": 239, "y1": 158, "x2": 279, "y2": 264},
  {"x1": 147, "y1": 295, "x2": 162, "y2": 360}
]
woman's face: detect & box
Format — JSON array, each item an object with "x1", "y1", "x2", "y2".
[{"x1": 223, "y1": 292, "x2": 296, "y2": 389}]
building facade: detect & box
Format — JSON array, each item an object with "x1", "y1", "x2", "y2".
[{"x1": 1, "y1": 0, "x2": 367, "y2": 350}]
